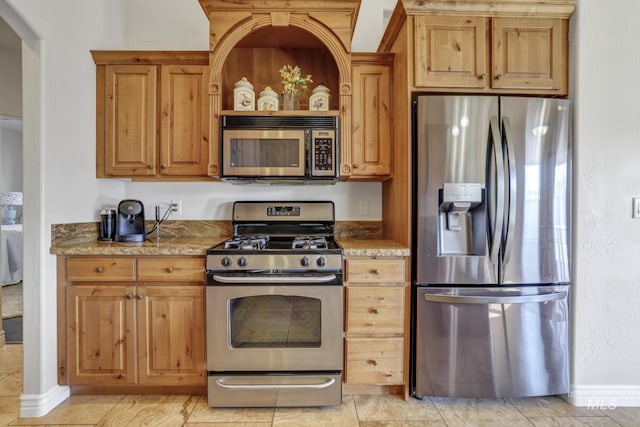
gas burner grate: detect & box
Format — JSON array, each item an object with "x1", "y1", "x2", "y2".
[
  {"x1": 291, "y1": 236, "x2": 329, "y2": 250},
  {"x1": 224, "y1": 236, "x2": 270, "y2": 250}
]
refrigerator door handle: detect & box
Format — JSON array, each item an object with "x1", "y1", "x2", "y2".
[
  {"x1": 488, "y1": 116, "x2": 505, "y2": 268},
  {"x1": 424, "y1": 291, "x2": 567, "y2": 305},
  {"x1": 502, "y1": 116, "x2": 517, "y2": 266}
]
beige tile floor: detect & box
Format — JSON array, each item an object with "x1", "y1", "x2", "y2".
[{"x1": 1, "y1": 344, "x2": 639, "y2": 426}]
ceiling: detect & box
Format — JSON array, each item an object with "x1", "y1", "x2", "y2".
[{"x1": 0, "y1": 16, "x2": 20, "y2": 51}]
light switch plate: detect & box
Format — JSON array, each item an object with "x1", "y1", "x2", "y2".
[{"x1": 633, "y1": 198, "x2": 640, "y2": 218}]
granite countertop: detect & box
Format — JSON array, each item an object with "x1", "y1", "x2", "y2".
[
  {"x1": 50, "y1": 236, "x2": 229, "y2": 256},
  {"x1": 337, "y1": 238, "x2": 410, "y2": 257},
  {"x1": 50, "y1": 220, "x2": 408, "y2": 257}
]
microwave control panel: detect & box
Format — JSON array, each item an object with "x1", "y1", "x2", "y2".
[{"x1": 311, "y1": 130, "x2": 336, "y2": 177}]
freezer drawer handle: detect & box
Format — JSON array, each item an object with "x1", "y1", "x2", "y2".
[
  {"x1": 424, "y1": 291, "x2": 567, "y2": 304},
  {"x1": 214, "y1": 377, "x2": 336, "y2": 390},
  {"x1": 212, "y1": 274, "x2": 336, "y2": 284}
]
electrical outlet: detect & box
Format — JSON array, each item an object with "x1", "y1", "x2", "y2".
[
  {"x1": 170, "y1": 200, "x2": 182, "y2": 215},
  {"x1": 358, "y1": 200, "x2": 369, "y2": 216}
]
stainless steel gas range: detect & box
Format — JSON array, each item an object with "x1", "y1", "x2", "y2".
[{"x1": 205, "y1": 201, "x2": 343, "y2": 408}]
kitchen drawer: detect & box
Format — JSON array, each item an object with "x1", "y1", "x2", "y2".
[
  {"x1": 66, "y1": 257, "x2": 136, "y2": 282},
  {"x1": 346, "y1": 287, "x2": 405, "y2": 334},
  {"x1": 345, "y1": 258, "x2": 405, "y2": 284},
  {"x1": 345, "y1": 337, "x2": 404, "y2": 385},
  {"x1": 137, "y1": 257, "x2": 205, "y2": 282}
]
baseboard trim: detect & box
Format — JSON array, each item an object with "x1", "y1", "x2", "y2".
[
  {"x1": 20, "y1": 385, "x2": 70, "y2": 418},
  {"x1": 567, "y1": 385, "x2": 640, "y2": 408}
]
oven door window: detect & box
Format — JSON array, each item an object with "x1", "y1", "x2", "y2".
[
  {"x1": 223, "y1": 129, "x2": 306, "y2": 176},
  {"x1": 229, "y1": 295, "x2": 321, "y2": 348}
]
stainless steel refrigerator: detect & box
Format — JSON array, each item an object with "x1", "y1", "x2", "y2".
[{"x1": 412, "y1": 95, "x2": 571, "y2": 398}]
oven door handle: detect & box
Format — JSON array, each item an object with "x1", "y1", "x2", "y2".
[
  {"x1": 212, "y1": 274, "x2": 337, "y2": 284},
  {"x1": 214, "y1": 377, "x2": 336, "y2": 390}
]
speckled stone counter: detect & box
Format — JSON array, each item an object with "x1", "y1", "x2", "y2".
[
  {"x1": 50, "y1": 220, "x2": 394, "y2": 256},
  {"x1": 50, "y1": 220, "x2": 231, "y2": 256},
  {"x1": 337, "y1": 239, "x2": 410, "y2": 257}
]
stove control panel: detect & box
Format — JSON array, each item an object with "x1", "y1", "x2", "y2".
[
  {"x1": 267, "y1": 205, "x2": 301, "y2": 216},
  {"x1": 206, "y1": 253, "x2": 342, "y2": 271}
]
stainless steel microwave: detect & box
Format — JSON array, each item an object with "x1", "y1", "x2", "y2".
[{"x1": 220, "y1": 115, "x2": 339, "y2": 183}]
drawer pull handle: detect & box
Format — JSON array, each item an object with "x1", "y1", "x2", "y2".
[
  {"x1": 167, "y1": 267, "x2": 174, "y2": 273},
  {"x1": 373, "y1": 268, "x2": 381, "y2": 274},
  {"x1": 96, "y1": 267, "x2": 103, "y2": 273},
  {"x1": 136, "y1": 294, "x2": 143, "y2": 300},
  {"x1": 368, "y1": 359, "x2": 379, "y2": 366},
  {"x1": 479, "y1": 73, "x2": 487, "y2": 80},
  {"x1": 495, "y1": 74, "x2": 503, "y2": 81},
  {"x1": 371, "y1": 308, "x2": 380, "y2": 314},
  {"x1": 126, "y1": 294, "x2": 133, "y2": 300}
]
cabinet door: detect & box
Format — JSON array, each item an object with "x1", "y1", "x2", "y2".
[
  {"x1": 137, "y1": 286, "x2": 206, "y2": 385},
  {"x1": 351, "y1": 61, "x2": 392, "y2": 178},
  {"x1": 492, "y1": 17, "x2": 568, "y2": 94},
  {"x1": 159, "y1": 65, "x2": 209, "y2": 176},
  {"x1": 414, "y1": 16, "x2": 488, "y2": 89},
  {"x1": 104, "y1": 65, "x2": 157, "y2": 176},
  {"x1": 67, "y1": 285, "x2": 136, "y2": 385}
]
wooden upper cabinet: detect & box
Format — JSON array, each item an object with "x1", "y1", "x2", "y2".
[
  {"x1": 414, "y1": 16, "x2": 488, "y2": 89},
  {"x1": 351, "y1": 54, "x2": 393, "y2": 180},
  {"x1": 492, "y1": 17, "x2": 567, "y2": 92},
  {"x1": 93, "y1": 51, "x2": 211, "y2": 180},
  {"x1": 402, "y1": 0, "x2": 574, "y2": 95},
  {"x1": 159, "y1": 65, "x2": 209, "y2": 176},
  {"x1": 104, "y1": 65, "x2": 158, "y2": 176}
]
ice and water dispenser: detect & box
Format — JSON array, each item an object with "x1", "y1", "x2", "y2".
[{"x1": 437, "y1": 183, "x2": 486, "y2": 256}]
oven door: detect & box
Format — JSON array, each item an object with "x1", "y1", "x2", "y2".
[
  {"x1": 221, "y1": 129, "x2": 306, "y2": 177},
  {"x1": 206, "y1": 275, "x2": 343, "y2": 372}
]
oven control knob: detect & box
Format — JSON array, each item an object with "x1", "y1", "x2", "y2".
[
  {"x1": 301, "y1": 256, "x2": 311, "y2": 267},
  {"x1": 221, "y1": 256, "x2": 232, "y2": 267},
  {"x1": 317, "y1": 257, "x2": 327, "y2": 267},
  {"x1": 238, "y1": 257, "x2": 248, "y2": 267}
]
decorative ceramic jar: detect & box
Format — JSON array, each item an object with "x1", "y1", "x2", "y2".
[
  {"x1": 233, "y1": 77, "x2": 255, "y2": 111},
  {"x1": 309, "y1": 83, "x2": 330, "y2": 111},
  {"x1": 257, "y1": 86, "x2": 279, "y2": 111}
]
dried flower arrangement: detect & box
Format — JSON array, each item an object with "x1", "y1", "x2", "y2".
[{"x1": 279, "y1": 65, "x2": 313, "y2": 96}]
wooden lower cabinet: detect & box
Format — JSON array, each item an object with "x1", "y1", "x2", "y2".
[
  {"x1": 343, "y1": 255, "x2": 409, "y2": 397},
  {"x1": 60, "y1": 256, "x2": 206, "y2": 389},
  {"x1": 67, "y1": 284, "x2": 205, "y2": 386}
]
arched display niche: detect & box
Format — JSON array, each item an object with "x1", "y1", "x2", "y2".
[{"x1": 203, "y1": 11, "x2": 356, "y2": 177}]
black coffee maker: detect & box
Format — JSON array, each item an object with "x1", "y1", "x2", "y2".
[{"x1": 115, "y1": 199, "x2": 146, "y2": 242}]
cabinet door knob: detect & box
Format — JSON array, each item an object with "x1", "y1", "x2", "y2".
[
  {"x1": 166, "y1": 267, "x2": 174, "y2": 273},
  {"x1": 147, "y1": 164, "x2": 153, "y2": 169},
  {"x1": 96, "y1": 267, "x2": 103, "y2": 273},
  {"x1": 353, "y1": 164, "x2": 359, "y2": 169},
  {"x1": 479, "y1": 73, "x2": 487, "y2": 80},
  {"x1": 126, "y1": 294, "x2": 133, "y2": 299},
  {"x1": 368, "y1": 359, "x2": 379, "y2": 366},
  {"x1": 161, "y1": 164, "x2": 167, "y2": 169},
  {"x1": 495, "y1": 74, "x2": 503, "y2": 80},
  {"x1": 371, "y1": 308, "x2": 380, "y2": 314},
  {"x1": 136, "y1": 294, "x2": 143, "y2": 300},
  {"x1": 373, "y1": 268, "x2": 381, "y2": 274}
]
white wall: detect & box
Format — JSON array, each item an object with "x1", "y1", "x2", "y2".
[
  {"x1": 569, "y1": 0, "x2": 640, "y2": 406},
  {"x1": 0, "y1": 124, "x2": 22, "y2": 191},
  {"x1": 0, "y1": 43, "x2": 21, "y2": 117}
]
